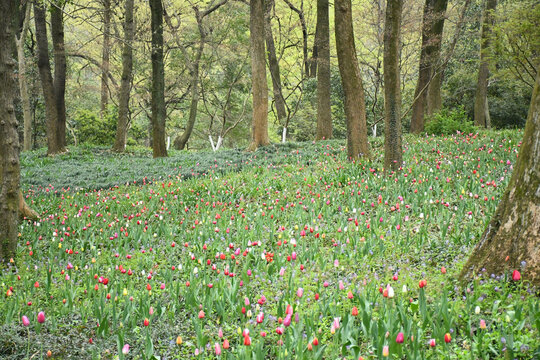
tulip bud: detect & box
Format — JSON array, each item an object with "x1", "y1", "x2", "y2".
[
  {"x1": 37, "y1": 311, "x2": 45, "y2": 324},
  {"x1": 396, "y1": 332, "x2": 404, "y2": 344}
]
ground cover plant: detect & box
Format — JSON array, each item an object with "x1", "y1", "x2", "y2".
[{"x1": 2, "y1": 131, "x2": 539, "y2": 359}]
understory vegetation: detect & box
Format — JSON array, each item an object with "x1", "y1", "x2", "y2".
[{"x1": 2, "y1": 131, "x2": 539, "y2": 359}]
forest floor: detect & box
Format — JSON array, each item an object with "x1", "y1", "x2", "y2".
[{"x1": 2, "y1": 131, "x2": 539, "y2": 359}]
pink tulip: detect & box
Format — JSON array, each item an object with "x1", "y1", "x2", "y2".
[
  {"x1": 215, "y1": 342, "x2": 221, "y2": 355},
  {"x1": 296, "y1": 287, "x2": 304, "y2": 298},
  {"x1": 122, "y1": 344, "x2": 130, "y2": 355},
  {"x1": 22, "y1": 315, "x2": 30, "y2": 327},
  {"x1": 396, "y1": 332, "x2": 404, "y2": 344},
  {"x1": 37, "y1": 311, "x2": 45, "y2": 324}
]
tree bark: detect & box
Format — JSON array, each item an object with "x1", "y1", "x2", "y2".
[
  {"x1": 315, "y1": 0, "x2": 332, "y2": 140},
  {"x1": 425, "y1": 0, "x2": 448, "y2": 116},
  {"x1": 282, "y1": 0, "x2": 309, "y2": 78},
  {"x1": 247, "y1": 0, "x2": 270, "y2": 151},
  {"x1": 0, "y1": 0, "x2": 20, "y2": 264},
  {"x1": 264, "y1": 0, "x2": 287, "y2": 129},
  {"x1": 410, "y1": 0, "x2": 448, "y2": 133},
  {"x1": 309, "y1": 16, "x2": 319, "y2": 78},
  {"x1": 16, "y1": 3, "x2": 33, "y2": 151},
  {"x1": 426, "y1": 70, "x2": 442, "y2": 115},
  {"x1": 34, "y1": 1, "x2": 63, "y2": 155},
  {"x1": 474, "y1": 0, "x2": 497, "y2": 128},
  {"x1": 100, "y1": 0, "x2": 111, "y2": 118},
  {"x1": 461, "y1": 69, "x2": 540, "y2": 286},
  {"x1": 113, "y1": 0, "x2": 134, "y2": 152},
  {"x1": 335, "y1": 0, "x2": 370, "y2": 160},
  {"x1": 149, "y1": 0, "x2": 168, "y2": 157},
  {"x1": 383, "y1": 0, "x2": 403, "y2": 172},
  {"x1": 51, "y1": 1, "x2": 67, "y2": 148}
]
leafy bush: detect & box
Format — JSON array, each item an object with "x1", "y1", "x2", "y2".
[
  {"x1": 72, "y1": 108, "x2": 117, "y2": 146},
  {"x1": 424, "y1": 106, "x2": 477, "y2": 135}
]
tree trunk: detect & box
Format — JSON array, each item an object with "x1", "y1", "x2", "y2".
[
  {"x1": 0, "y1": 0, "x2": 20, "y2": 264},
  {"x1": 100, "y1": 0, "x2": 111, "y2": 118},
  {"x1": 51, "y1": 1, "x2": 67, "y2": 149},
  {"x1": 282, "y1": 0, "x2": 309, "y2": 78},
  {"x1": 174, "y1": 41, "x2": 203, "y2": 151},
  {"x1": 426, "y1": 70, "x2": 442, "y2": 115},
  {"x1": 315, "y1": 0, "x2": 332, "y2": 140},
  {"x1": 474, "y1": 0, "x2": 497, "y2": 128},
  {"x1": 34, "y1": 1, "x2": 62, "y2": 155},
  {"x1": 309, "y1": 17, "x2": 319, "y2": 78},
  {"x1": 113, "y1": 0, "x2": 134, "y2": 152},
  {"x1": 16, "y1": 3, "x2": 33, "y2": 151},
  {"x1": 247, "y1": 0, "x2": 269, "y2": 151},
  {"x1": 264, "y1": 0, "x2": 287, "y2": 127},
  {"x1": 460, "y1": 69, "x2": 540, "y2": 286},
  {"x1": 383, "y1": 0, "x2": 403, "y2": 172},
  {"x1": 149, "y1": 0, "x2": 168, "y2": 158},
  {"x1": 335, "y1": 0, "x2": 370, "y2": 160},
  {"x1": 410, "y1": 0, "x2": 448, "y2": 133}
]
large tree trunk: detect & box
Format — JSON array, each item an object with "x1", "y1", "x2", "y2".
[
  {"x1": 335, "y1": 0, "x2": 370, "y2": 160},
  {"x1": 149, "y1": 0, "x2": 168, "y2": 158},
  {"x1": 247, "y1": 0, "x2": 269, "y2": 151},
  {"x1": 264, "y1": 0, "x2": 287, "y2": 130},
  {"x1": 461, "y1": 69, "x2": 540, "y2": 286},
  {"x1": 16, "y1": 3, "x2": 33, "y2": 151},
  {"x1": 474, "y1": 0, "x2": 497, "y2": 128},
  {"x1": 51, "y1": 1, "x2": 67, "y2": 149},
  {"x1": 113, "y1": 0, "x2": 134, "y2": 152},
  {"x1": 309, "y1": 17, "x2": 319, "y2": 78},
  {"x1": 425, "y1": 0, "x2": 448, "y2": 116},
  {"x1": 100, "y1": 0, "x2": 111, "y2": 118},
  {"x1": 410, "y1": 0, "x2": 448, "y2": 133},
  {"x1": 383, "y1": 0, "x2": 403, "y2": 172},
  {"x1": 315, "y1": 0, "x2": 332, "y2": 141},
  {"x1": 34, "y1": 1, "x2": 62, "y2": 155},
  {"x1": 426, "y1": 71, "x2": 442, "y2": 116},
  {"x1": 0, "y1": 0, "x2": 20, "y2": 264}
]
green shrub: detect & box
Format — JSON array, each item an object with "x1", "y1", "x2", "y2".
[
  {"x1": 424, "y1": 107, "x2": 477, "y2": 135},
  {"x1": 72, "y1": 108, "x2": 117, "y2": 146}
]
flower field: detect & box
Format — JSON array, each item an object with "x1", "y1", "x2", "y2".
[{"x1": 2, "y1": 132, "x2": 539, "y2": 359}]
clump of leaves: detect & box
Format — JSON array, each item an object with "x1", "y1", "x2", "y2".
[{"x1": 425, "y1": 106, "x2": 477, "y2": 135}]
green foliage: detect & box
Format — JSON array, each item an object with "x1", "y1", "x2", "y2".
[
  {"x1": 72, "y1": 107, "x2": 117, "y2": 146},
  {"x1": 425, "y1": 106, "x2": 477, "y2": 135}
]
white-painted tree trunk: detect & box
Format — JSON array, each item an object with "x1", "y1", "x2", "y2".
[
  {"x1": 282, "y1": 127, "x2": 287, "y2": 143},
  {"x1": 372, "y1": 124, "x2": 377, "y2": 137}
]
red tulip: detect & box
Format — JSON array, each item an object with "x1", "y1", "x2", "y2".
[
  {"x1": 512, "y1": 270, "x2": 521, "y2": 281},
  {"x1": 419, "y1": 279, "x2": 427, "y2": 288},
  {"x1": 351, "y1": 306, "x2": 358, "y2": 316},
  {"x1": 243, "y1": 335, "x2": 251, "y2": 346},
  {"x1": 444, "y1": 333, "x2": 451, "y2": 343},
  {"x1": 143, "y1": 318, "x2": 149, "y2": 326}
]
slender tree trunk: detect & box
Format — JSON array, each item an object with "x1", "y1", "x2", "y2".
[
  {"x1": 425, "y1": 0, "x2": 448, "y2": 116},
  {"x1": 410, "y1": 0, "x2": 448, "y2": 133},
  {"x1": 383, "y1": 0, "x2": 403, "y2": 172},
  {"x1": 264, "y1": 0, "x2": 287, "y2": 128},
  {"x1": 315, "y1": 0, "x2": 332, "y2": 140},
  {"x1": 474, "y1": 0, "x2": 497, "y2": 128},
  {"x1": 282, "y1": 0, "x2": 309, "y2": 78},
  {"x1": 113, "y1": 0, "x2": 134, "y2": 152},
  {"x1": 335, "y1": 0, "x2": 370, "y2": 159},
  {"x1": 16, "y1": 3, "x2": 33, "y2": 151},
  {"x1": 51, "y1": 1, "x2": 67, "y2": 149},
  {"x1": 247, "y1": 0, "x2": 269, "y2": 151},
  {"x1": 309, "y1": 17, "x2": 319, "y2": 78},
  {"x1": 0, "y1": 0, "x2": 20, "y2": 264},
  {"x1": 34, "y1": 1, "x2": 62, "y2": 155},
  {"x1": 174, "y1": 36, "x2": 203, "y2": 150},
  {"x1": 149, "y1": 0, "x2": 168, "y2": 157},
  {"x1": 100, "y1": 0, "x2": 111, "y2": 117},
  {"x1": 461, "y1": 69, "x2": 540, "y2": 285}
]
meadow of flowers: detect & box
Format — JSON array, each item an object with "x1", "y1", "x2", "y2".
[{"x1": 1, "y1": 131, "x2": 538, "y2": 359}]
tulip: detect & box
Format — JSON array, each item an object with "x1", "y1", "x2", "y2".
[
  {"x1": 256, "y1": 312, "x2": 264, "y2": 323},
  {"x1": 444, "y1": 333, "x2": 452, "y2": 343},
  {"x1": 480, "y1": 319, "x2": 486, "y2": 329},
  {"x1": 143, "y1": 318, "x2": 149, "y2": 326},
  {"x1": 297, "y1": 287, "x2": 304, "y2": 298},
  {"x1": 37, "y1": 311, "x2": 45, "y2": 324},
  {"x1": 198, "y1": 310, "x2": 205, "y2": 319},
  {"x1": 276, "y1": 327, "x2": 284, "y2": 335},
  {"x1": 512, "y1": 270, "x2": 521, "y2": 281},
  {"x1": 396, "y1": 332, "x2": 404, "y2": 344},
  {"x1": 218, "y1": 327, "x2": 223, "y2": 338},
  {"x1": 122, "y1": 344, "x2": 130, "y2": 355},
  {"x1": 387, "y1": 286, "x2": 395, "y2": 299},
  {"x1": 312, "y1": 337, "x2": 319, "y2": 346},
  {"x1": 283, "y1": 314, "x2": 292, "y2": 327},
  {"x1": 22, "y1": 315, "x2": 30, "y2": 327},
  {"x1": 223, "y1": 339, "x2": 229, "y2": 349},
  {"x1": 243, "y1": 335, "x2": 251, "y2": 346},
  {"x1": 382, "y1": 345, "x2": 389, "y2": 357},
  {"x1": 215, "y1": 342, "x2": 221, "y2": 355},
  {"x1": 351, "y1": 306, "x2": 358, "y2": 316},
  {"x1": 176, "y1": 336, "x2": 183, "y2": 345},
  {"x1": 429, "y1": 339, "x2": 436, "y2": 347},
  {"x1": 419, "y1": 279, "x2": 427, "y2": 288}
]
